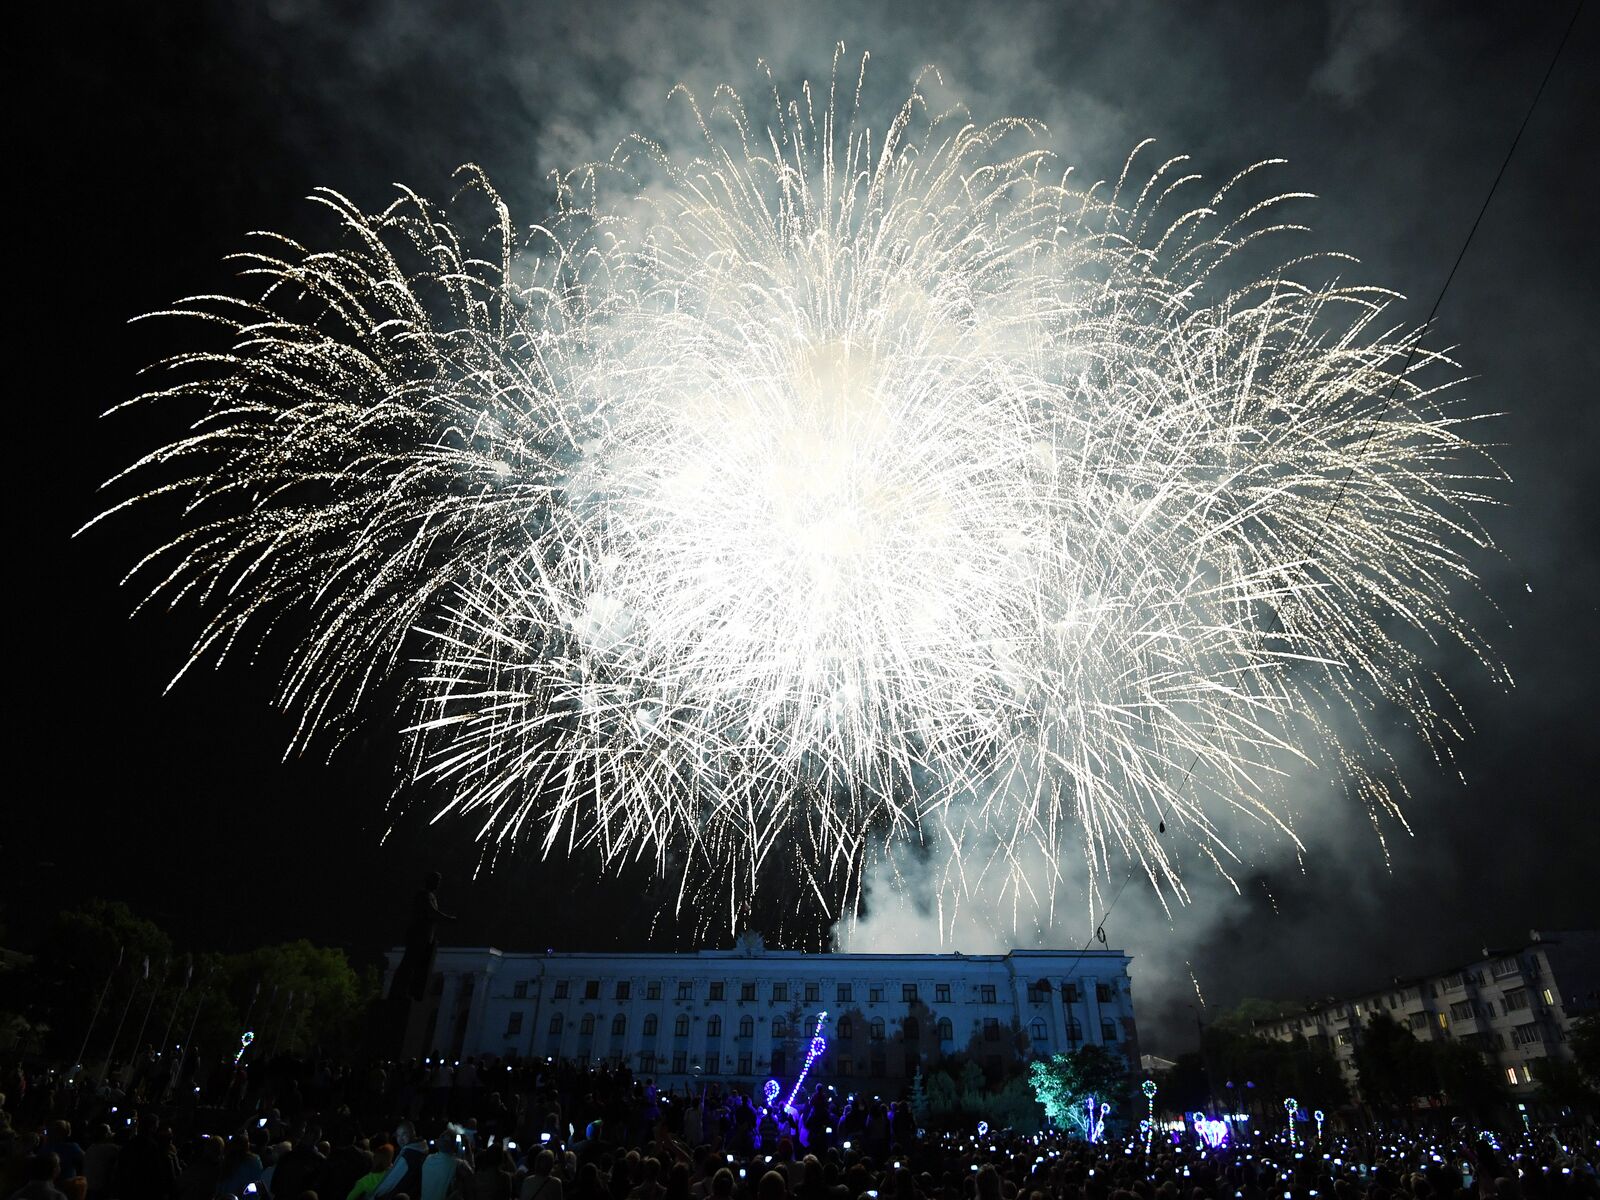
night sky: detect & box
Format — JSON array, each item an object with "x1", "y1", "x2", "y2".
[{"x1": 13, "y1": 1, "x2": 1598, "y2": 1051}]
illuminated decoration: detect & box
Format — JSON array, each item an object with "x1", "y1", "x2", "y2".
[
  {"x1": 763, "y1": 1079, "x2": 781, "y2": 1108},
  {"x1": 93, "y1": 54, "x2": 1502, "y2": 936},
  {"x1": 1139, "y1": 1118, "x2": 1153, "y2": 1155},
  {"x1": 234, "y1": 1031, "x2": 254, "y2": 1066},
  {"x1": 1193, "y1": 1113, "x2": 1229, "y2": 1150},
  {"x1": 1142, "y1": 1080, "x2": 1157, "y2": 1151},
  {"x1": 1313, "y1": 1110, "x2": 1325, "y2": 1140},
  {"x1": 978, "y1": 1121, "x2": 989, "y2": 1138},
  {"x1": 783, "y1": 1011, "x2": 828, "y2": 1113},
  {"x1": 1284, "y1": 1098, "x2": 1300, "y2": 1147},
  {"x1": 1084, "y1": 1097, "x2": 1109, "y2": 1145}
]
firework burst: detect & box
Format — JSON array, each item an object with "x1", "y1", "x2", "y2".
[{"x1": 90, "y1": 54, "x2": 1501, "y2": 936}]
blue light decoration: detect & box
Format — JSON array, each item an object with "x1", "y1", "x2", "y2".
[
  {"x1": 1084, "y1": 1097, "x2": 1109, "y2": 1145},
  {"x1": 1192, "y1": 1113, "x2": 1229, "y2": 1150},
  {"x1": 782, "y1": 1011, "x2": 828, "y2": 1113},
  {"x1": 977, "y1": 1121, "x2": 989, "y2": 1138},
  {"x1": 1284, "y1": 1098, "x2": 1300, "y2": 1148},
  {"x1": 234, "y1": 1031, "x2": 254, "y2": 1066},
  {"x1": 763, "y1": 1078, "x2": 781, "y2": 1108},
  {"x1": 1141, "y1": 1080, "x2": 1157, "y2": 1153}
]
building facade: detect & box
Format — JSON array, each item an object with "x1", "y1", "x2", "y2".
[
  {"x1": 388, "y1": 937, "x2": 1138, "y2": 1089},
  {"x1": 1255, "y1": 929, "x2": 1599, "y2": 1099}
]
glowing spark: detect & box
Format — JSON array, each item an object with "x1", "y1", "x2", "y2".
[{"x1": 90, "y1": 52, "x2": 1500, "y2": 928}]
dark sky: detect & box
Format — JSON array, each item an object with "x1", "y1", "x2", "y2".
[{"x1": 13, "y1": 1, "x2": 1598, "y2": 1051}]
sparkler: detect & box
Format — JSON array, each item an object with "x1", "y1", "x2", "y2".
[{"x1": 91, "y1": 52, "x2": 1499, "y2": 928}]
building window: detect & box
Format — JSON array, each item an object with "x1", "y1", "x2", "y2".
[
  {"x1": 838, "y1": 1057, "x2": 853, "y2": 1077},
  {"x1": 838, "y1": 1016, "x2": 852, "y2": 1039},
  {"x1": 646, "y1": 982, "x2": 661, "y2": 1000},
  {"x1": 773, "y1": 983, "x2": 788, "y2": 1002},
  {"x1": 1101, "y1": 1019, "x2": 1117, "y2": 1042},
  {"x1": 1066, "y1": 1018, "x2": 1082, "y2": 1043},
  {"x1": 772, "y1": 1016, "x2": 788, "y2": 1038},
  {"x1": 710, "y1": 982, "x2": 725, "y2": 1001},
  {"x1": 705, "y1": 1056, "x2": 720, "y2": 1075},
  {"x1": 549, "y1": 1013, "x2": 563, "y2": 1034},
  {"x1": 641, "y1": 1053, "x2": 656, "y2": 1073},
  {"x1": 838, "y1": 984, "x2": 853, "y2": 1003},
  {"x1": 707, "y1": 1016, "x2": 722, "y2": 1037},
  {"x1": 1505, "y1": 1067, "x2": 1519, "y2": 1086},
  {"x1": 584, "y1": 980, "x2": 600, "y2": 1000},
  {"x1": 983, "y1": 1018, "x2": 999, "y2": 1041},
  {"x1": 903, "y1": 1017, "x2": 920, "y2": 1042},
  {"x1": 742, "y1": 983, "x2": 757, "y2": 1001},
  {"x1": 1504, "y1": 989, "x2": 1530, "y2": 1013},
  {"x1": 979, "y1": 985, "x2": 997, "y2": 1004},
  {"x1": 1062, "y1": 984, "x2": 1079, "y2": 1004},
  {"x1": 1520, "y1": 1064, "x2": 1532, "y2": 1084},
  {"x1": 805, "y1": 983, "x2": 819, "y2": 1003},
  {"x1": 1408, "y1": 1012, "x2": 1428, "y2": 1031},
  {"x1": 935, "y1": 984, "x2": 950, "y2": 1004},
  {"x1": 506, "y1": 1013, "x2": 524, "y2": 1036},
  {"x1": 580, "y1": 1014, "x2": 595, "y2": 1035},
  {"x1": 678, "y1": 982, "x2": 694, "y2": 1000},
  {"x1": 1490, "y1": 956, "x2": 1522, "y2": 980},
  {"x1": 739, "y1": 1015, "x2": 754, "y2": 1038},
  {"x1": 643, "y1": 1014, "x2": 658, "y2": 1036},
  {"x1": 611, "y1": 1014, "x2": 626, "y2": 1036},
  {"x1": 738, "y1": 1052, "x2": 752, "y2": 1074},
  {"x1": 870, "y1": 1018, "x2": 886, "y2": 1041},
  {"x1": 553, "y1": 981, "x2": 570, "y2": 1000},
  {"x1": 1542, "y1": 987, "x2": 1556, "y2": 1006},
  {"x1": 1031, "y1": 1020, "x2": 1047, "y2": 1042},
  {"x1": 513, "y1": 981, "x2": 528, "y2": 999},
  {"x1": 938, "y1": 1018, "x2": 953, "y2": 1042},
  {"x1": 674, "y1": 1015, "x2": 689, "y2": 1037},
  {"x1": 1437, "y1": 1012, "x2": 1450, "y2": 1030},
  {"x1": 1027, "y1": 983, "x2": 1049, "y2": 1004},
  {"x1": 1511, "y1": 1024, "x2": 1542, "y2": 1047},
  {"x1": 1450, "y1": 1001, "x2": 1475, "y2": 1020},
  {"x1": 869, "y1": 987, "x2": 883, "y2": 1003},
  {"x1": 1096, "y1": 984, "x2": 1113, "y2": 1003},
  {"x1": 771, "y1": 1049, "x2": 786, "y2": 1075},
  {"x1": 673, "y1": 1053, "x2": 686, "y2": 1073},
  {"x1": 615, "y1": 981, "x2": 630, "y2": 1000},
  {"x1": 903, "y1": 984, "x2": 919, "y2": 1003}
]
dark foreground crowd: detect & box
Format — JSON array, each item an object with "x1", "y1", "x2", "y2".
[{"x1": 1, "y1": 1056, "x2": 1595, "y2": 1200}]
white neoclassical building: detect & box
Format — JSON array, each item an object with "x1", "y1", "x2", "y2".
[{"x1": 388, "y1": 937, "x2": 1138, "y2": 1088}]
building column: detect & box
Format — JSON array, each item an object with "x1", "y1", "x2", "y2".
[
  {"x1": 463, "y1": 955, "x2": 499, "y2": 1058},
  {"x1": 1082, "y1": 975, "x2": 1103, "y2": 1046}
]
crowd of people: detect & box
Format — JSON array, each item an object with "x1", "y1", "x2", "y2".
[{"x1": 0, "y1": 1054, "x2": 1594, "y2": 1200}]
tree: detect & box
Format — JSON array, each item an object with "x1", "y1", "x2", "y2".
[
  {"x1": 1530, "y1": 1056, "x2": 1598, "y2": 1113},
  {"x1": 1430, "y1": 1040, "x2": 1503, "y2": 1117},
  {"x1": 1352, "y1": 1013, "x2": 1433, "y2": 1113},
  {"x1": 2, "y1": 900, "x2": 173, "y2": 1062},
  {"x1": 1029, "y1": 1044, "x2": 1129, "y2": 1134},
  {"x1": 1571, "y1": 1012, "x2": 1600, "y2": 1089},
  {"x1": 223, "y1": 941, "x2": 371, "y2": 1057},
  {"x1": 910, "y1": 1066, "x2": 929, "y2": 1125}
]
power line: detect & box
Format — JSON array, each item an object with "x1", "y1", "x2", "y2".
[{"x1": 1061, "y1": 1, "x2": 1584, "y2": 981}]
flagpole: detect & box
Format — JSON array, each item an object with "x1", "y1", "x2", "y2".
[
  {"x1": 73, "y1": 945, "x2": 123, "y2": 1079},
  {"x1": 167, "y1": 964, "x2": 213, "y2": 1102},
  {"x1": 127, "y1": 958, "x2": 169, "y2": 1085},
  {"x1": 99, "y1": 955, "x2": 149, "y2": 1088},
  {"x1": 158, "y1": 955, "x2": 194, "y2": 1062}
]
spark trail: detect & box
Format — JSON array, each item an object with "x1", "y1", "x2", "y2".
[{"x1": 90, "y1": 56, "x2": 1501, "y2": 936}]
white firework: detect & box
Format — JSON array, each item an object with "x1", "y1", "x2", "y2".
[{"x1": 91, "y1": 56, "x2": 1501, "y2": 935}]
